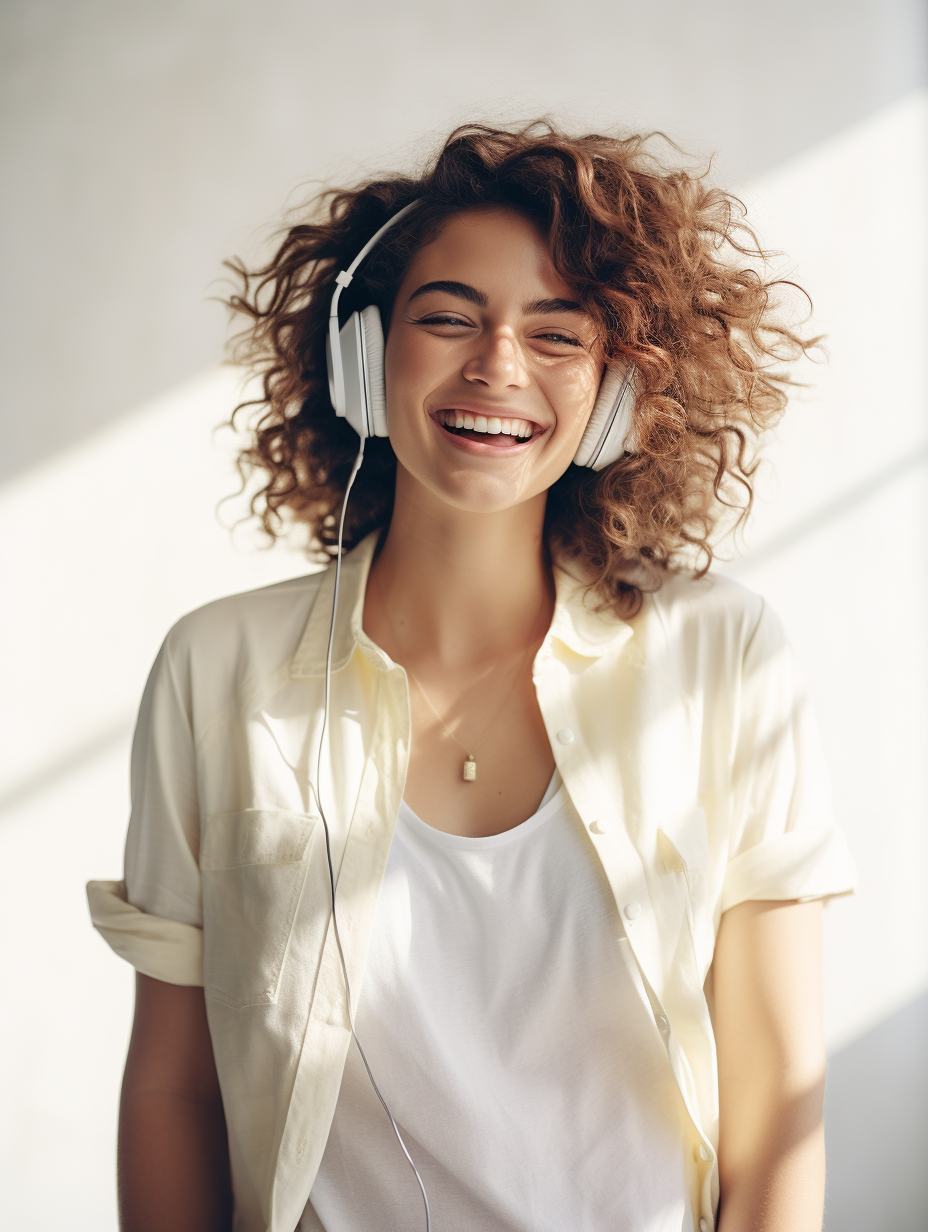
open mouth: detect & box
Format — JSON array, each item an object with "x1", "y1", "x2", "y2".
[{"x1": 434, "y1": 409, "x2": 540, "y2": 448}]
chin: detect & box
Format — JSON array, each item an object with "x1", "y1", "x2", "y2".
[
  {"x1": 394, "y1": 438, "x2": 563, "y2": 516},
  {"x1": 419, "y1": 465, "x2": 538, "y2": 515}
]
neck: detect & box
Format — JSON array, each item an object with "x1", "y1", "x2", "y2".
[{"x1": 366, "y1": 465, "x2": 554, "y2": 669}]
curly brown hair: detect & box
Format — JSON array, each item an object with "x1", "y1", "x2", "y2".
[{"x1": 226, "y1": 120, "x2": 815, "y2": 616}]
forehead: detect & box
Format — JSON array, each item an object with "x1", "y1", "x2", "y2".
[{"x1": 399, "y1": 207, "x2": 575, "y2": 301}]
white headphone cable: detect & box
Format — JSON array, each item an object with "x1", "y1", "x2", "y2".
[{"x1": 310, "y1": 433, "x2": 433, "y2": 1232}]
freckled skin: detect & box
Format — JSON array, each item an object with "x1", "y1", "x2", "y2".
[
  {"x1": 384, "y1": 207, "x2": 603, "y2": 516},
  {"x1": 362, "y1": 208, "x2": 605, "y2": 838}
]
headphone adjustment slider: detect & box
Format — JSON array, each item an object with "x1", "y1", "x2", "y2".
[{"x1": 335, "y1": 270, "x2": 353, "y2": 288}]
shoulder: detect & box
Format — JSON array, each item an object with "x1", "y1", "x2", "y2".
[
  {"x1": 161, "y1": 569, "x2": 327, "y2": 691},
  {"x1": 638, "y1": 567, "x2": 769, "y2": 646},
  {"x1": 629, "y1": 569, "x2": 787, "y2": 692}
]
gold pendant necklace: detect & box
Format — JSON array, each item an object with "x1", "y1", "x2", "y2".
[{"x1": 408, "y1": 663, "x2": 526, "y2": 783}]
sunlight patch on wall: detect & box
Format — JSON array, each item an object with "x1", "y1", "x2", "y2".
[
  {"x1": 0, "y1": 365, "x2": 311, "y2": 808},
  {"x1": 720, "y1": 87, "x2": 928, "y2": 1050}
]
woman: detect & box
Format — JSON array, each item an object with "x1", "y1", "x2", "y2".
[{"x1": 88, "y1": 122, "x2": 857, "y2": 1232}]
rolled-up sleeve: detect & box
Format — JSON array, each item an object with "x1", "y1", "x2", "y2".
[
  {"x1": 720, "y1": 601, "x2": 858, "y2": 914},
  {"x1": 86, "y1": 880, "x2": 203, "y2": 984},
  {"x1": 86, "y1": 631, "x2": 204, "y2": 984}
]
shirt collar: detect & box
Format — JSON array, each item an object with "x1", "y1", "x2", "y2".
[{"x1": 290, "y1": 529, "x2": 632, "y2": 679}]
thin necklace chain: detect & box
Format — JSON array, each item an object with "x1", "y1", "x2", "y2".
[
  {"x1": 375, "y1": 572, "x2": 545, "y2": 762},
  {"x1": 408, "y1": 652, "x2": 526, "y2": 759}
]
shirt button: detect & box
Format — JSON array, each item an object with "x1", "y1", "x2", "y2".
[
  {"x1": 699, "y1": 1220, "x2": 710, "y2": 1232},
  {"x1": 556, "y1": 728, "x2": 575, "y2": 744},
  {"x1": 655, "y1": 1014, "x2": 669, "y2": 1033},
  {"x1": 696, "y1": 1143, "x2": 711, "y2": 1162},
  {"x1": 623, "y1": 901, "x2": 641, "y2": 920}
]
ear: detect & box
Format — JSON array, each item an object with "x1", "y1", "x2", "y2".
[
  {"x1": 360, "y1": 305, "x2": 388, "y2": 437},
  {"x1": 572, "y1": 364, "x2": 637, "y2": 470}
]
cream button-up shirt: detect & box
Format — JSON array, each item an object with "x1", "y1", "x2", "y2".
[{"x1": 88, "y1": 531, "x2": 856, "y2": 1232}]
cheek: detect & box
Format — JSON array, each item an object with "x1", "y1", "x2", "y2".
[
  {"x1": 551, "y1": 362, "x2": 603, "y2": 440},
  {"x1": 385, "y1": 328, "x2": 436, "y2": 405},
  {"x1": 383, "y1": 331, "x2": 441, "y2": 469}
]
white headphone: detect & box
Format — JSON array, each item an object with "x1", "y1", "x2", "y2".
[{"x1": 326, "y1": 201, "x2": 637, "y2": 470}]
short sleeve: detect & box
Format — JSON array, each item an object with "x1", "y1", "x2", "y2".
[
  {"x1": 720, "y1": 601, "x2": 857, "y2": 913},
  {"x1": 86, "y1": 632, "x2": 204, "y2": 985}
]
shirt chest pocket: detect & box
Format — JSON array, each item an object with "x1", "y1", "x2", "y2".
[
  {"x1": 657, "y1": 808, "x2": 713, "y2": 977},
  {"x1": 200, "y1": 808, "x2": 317, "y2": 1008}
]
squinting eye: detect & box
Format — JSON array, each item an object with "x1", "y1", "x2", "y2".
[
  {"x1": 414, "y1": 313, "x2": 472, "y2": 327},
  {"x1": 535, "y1": 332, "x2": 582, "y2": 347}
]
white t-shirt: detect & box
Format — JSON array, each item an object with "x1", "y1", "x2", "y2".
[{"x1": 303, "y1": 773, "x2": 693, "y2": 1232}]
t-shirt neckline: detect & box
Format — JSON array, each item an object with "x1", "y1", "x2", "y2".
[{"x1": 398, "y1": 770, "x2": 565, "y2": 851}]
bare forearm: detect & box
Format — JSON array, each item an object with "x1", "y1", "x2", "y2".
[
  {"x1": 118, "y1": 1087, "x2": 233, "y2": 1232},
  {"x1": 717, "y1": 1097, "x2": 825, "y2": 1232},
  {"x1": 713, "y1": 901, "x2": 827, "y2": 1232}
]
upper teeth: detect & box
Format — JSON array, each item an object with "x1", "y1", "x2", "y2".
[{"x1": 439, "y1": 410, "x2": 534, "y2": 438}]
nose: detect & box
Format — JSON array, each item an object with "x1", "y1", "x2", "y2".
[{"x1": 461, "y1": 328, "x2": 530, "y2": 391}]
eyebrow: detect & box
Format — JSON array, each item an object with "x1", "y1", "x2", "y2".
[
  {"x1": 407, "y1": 281, "x2": 585, "y2": 316},
  {"x1": 522, "y1": 296, "x2": 584, "y2": 315},
  {"x1": 407, "y1": 280, "x2": 487, "y2": 307}
]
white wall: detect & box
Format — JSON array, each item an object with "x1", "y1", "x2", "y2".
[
  {"x1": 723, "y1": 90, "x2": 928, "y2": 1050},
  {"x1": 4, "y1": 0, "x2": 924, "y2": 478}
]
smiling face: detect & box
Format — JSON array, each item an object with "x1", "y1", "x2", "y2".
[{"x1": 383, "y1": 207, "x2": 604, "y2": 514}]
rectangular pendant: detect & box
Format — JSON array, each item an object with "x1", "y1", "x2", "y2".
[{"x1": 463, "y1": 756, "x2": 477, "y2": 782}]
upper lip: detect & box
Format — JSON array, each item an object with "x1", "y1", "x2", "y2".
[{"x1": 429, "y1": 401, "x2": 546, "y2": 431}]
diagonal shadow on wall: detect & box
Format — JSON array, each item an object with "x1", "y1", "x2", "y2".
[{"x1": 824, "y1": 990, "x2": 928, "y2": 1231}]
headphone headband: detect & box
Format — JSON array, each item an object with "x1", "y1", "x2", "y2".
[{"x1": 327, "y1": 200, "x2": 421, "y2": 420}]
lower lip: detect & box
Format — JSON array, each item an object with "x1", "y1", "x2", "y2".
[{"x1": 430, "y1": 415, "x2": 540, "y2": 456}]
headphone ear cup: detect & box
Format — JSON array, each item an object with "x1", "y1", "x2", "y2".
[
  {"x1": 573, "y1": 364, "x2": 637, "y2": 470},
  {"x1": 360, "y1": 305, "x2": 388, "y2": 438},
  {"x1": 326, "y1": 329, "x2": 341, "y2": 415},
  {"x1": 332, "y1": 311, "x2": 368, "y2": 438}
]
